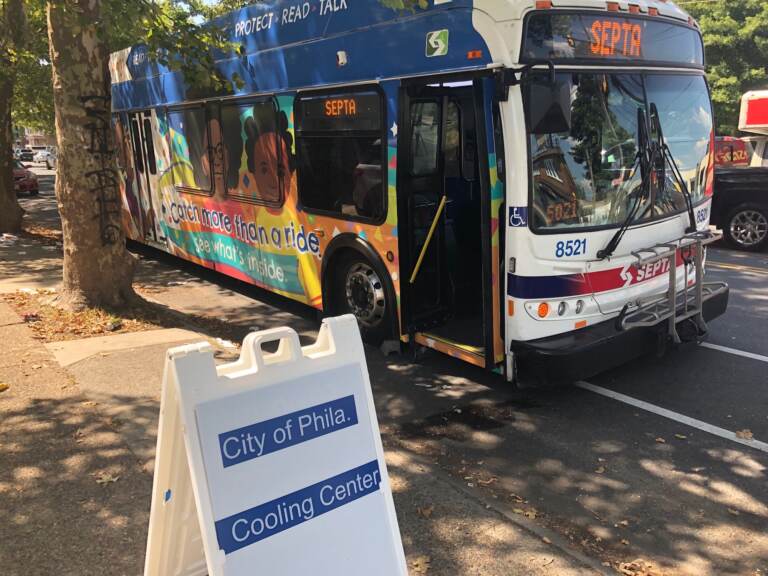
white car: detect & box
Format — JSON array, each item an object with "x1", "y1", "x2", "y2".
[{"x1": 33, "y1": 149, "x2": 52, "y2": 164}]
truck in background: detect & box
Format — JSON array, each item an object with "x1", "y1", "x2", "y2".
[{"x1": 712, "y1": 90, "x2": 768, "y2": 251}]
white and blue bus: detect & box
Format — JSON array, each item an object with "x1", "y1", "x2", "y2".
[{"x1": 110, "y1": 0, "x2": 728, "y2": 384}]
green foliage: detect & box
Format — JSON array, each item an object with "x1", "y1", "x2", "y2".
[
  {"x1": 11, "y1": 0, "x2": 53, "y2": 134},
  {"x1": 10, "y1": 0, "x2": 255, "y2": 138},
  {"x1": 685, "y1": 0, "x2": 768, "y2": 135}
]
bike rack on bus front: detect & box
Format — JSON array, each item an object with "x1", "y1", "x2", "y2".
[{"x1": 619, "y1": 230, "x2": 729, "y2": 343}]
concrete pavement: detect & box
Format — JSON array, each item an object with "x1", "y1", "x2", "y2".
[
  {"x1": 1, "y1": 175, "x2": 603, "y2": 574},
  {"x1": 4, "y1": 167, "x2": 768, "y2": 574}
]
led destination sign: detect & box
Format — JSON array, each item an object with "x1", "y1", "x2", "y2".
[
  {"x1": 298, "y1": 92, "x2": 381, "y2": 132},
  {"x1": 523, "y1": 13, "x2": 704, "y2": 67}
]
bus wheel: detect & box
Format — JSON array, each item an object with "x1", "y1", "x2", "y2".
[
  {"x1": 332, "y1": 253, "x2": 392, "y2": 345},
  {"x1": 724, "y1": 204, "x2": 768, "y2": 251}
]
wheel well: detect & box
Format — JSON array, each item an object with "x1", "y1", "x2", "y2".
[{"x1": 321, "y1": 235, "x2": 396, "y2": 324}]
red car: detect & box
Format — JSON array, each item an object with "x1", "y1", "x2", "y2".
[{"x1": 13, "y1": 160, "x2": 39, "y2": 195}]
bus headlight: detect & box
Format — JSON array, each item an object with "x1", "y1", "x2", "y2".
[
  {"x1": 557, "y1": 301, "x2": 567, "y2": 316},
  {"x1": 575, "y1": 299, "x2": 584, "y2": 314}
]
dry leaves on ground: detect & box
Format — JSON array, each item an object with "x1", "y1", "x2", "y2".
[
  {"x1": 619, "y1": 558, "x2": 665, "y2": 576},
  {"x1": 409, "y1": 555, "x2": 431, "y2": 574},
  {"x1": 417, "y1": 504, "x2": 434, "y2": 519},
  {"x1": 3, "y1": 291, "x2": 166, "y2": 342},
  {"x1": 736, "y1": 429, "x2": 754, "y2": 440},
  {"x1": 94, "y1": 472, "x2": 120, "y2": 485}
]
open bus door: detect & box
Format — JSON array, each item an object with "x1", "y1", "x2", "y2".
[
  {"x1": 398, "y1": 76, "x2": 501, "y2": 369},
  {"x1": 126, "y1": 110, "x2": 164, "y2": 242}
]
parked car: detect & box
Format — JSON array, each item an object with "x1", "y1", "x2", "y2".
[
  {"x1": 711, "y1": 135, "x2": 768, "y2": 251},
  {"x1": 13, "y1": 160, "x2": 39, "y2": 196},
  {"x1": 33, "y1": 149, "x2": 51, "y2": 164},
  {"x1": 45, "y1": 149, "x2": 57, "y2": 170},
  {"x1": 18, "y1": 148, "x2": 34, "y2": 162}
]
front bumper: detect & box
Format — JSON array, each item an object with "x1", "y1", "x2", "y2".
[{"x1": 512, "y1": 285, "x2": 729, "y2": 385}]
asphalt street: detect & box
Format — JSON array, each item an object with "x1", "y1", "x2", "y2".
[{"x1": 17, "y1": 166, "x2": 768, "y2": 574}]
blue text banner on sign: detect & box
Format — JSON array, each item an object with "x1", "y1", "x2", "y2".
[
  {"x1": 218, "y1": 395, "x2": 358, "y2": 468},
  {"x1": 215, "y1": 459, "x2": 381, "y2": 554}
]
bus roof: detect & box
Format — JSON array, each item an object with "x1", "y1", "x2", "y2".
[{"x1": 109, "y1": 0, "x2": 694, "y2": 111}]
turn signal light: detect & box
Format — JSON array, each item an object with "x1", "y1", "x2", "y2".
[{"x1": 537, "y1": 302, "x2": 550, "y2": 318}]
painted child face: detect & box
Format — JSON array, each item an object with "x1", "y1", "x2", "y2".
[{"x1": 251, "y1": 132, "x2": 290, "y2": 202}]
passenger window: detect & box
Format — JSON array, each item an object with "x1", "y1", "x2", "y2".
[
  {"x1": 410, "y1": 102, "x2": 439, "y2": 176},
  {"x1": 444, "y1": 101, "x2": 461, "y2": 178},
  {"x1": 129, "y1": 118, "x2": 144, "y2": 174},
  {"x1": 296, "y1": 90, "x2": 385, "y2": 221},
  {"x1": 220, "y1": 99, "x2": 289, "y2": 205},
  {"x1": 168, "y1": 106, "x2": 212, "y2": 193},
  {"x1": 143, "y1": 118, "x2": 157, "y2": 176}
]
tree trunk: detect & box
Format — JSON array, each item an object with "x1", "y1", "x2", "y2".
[
  {"x1": 0, "y1": 0, "x2": 26, "y2": 234},
  {"x1": 47, "y1": 0, "x2": 135, "y2": 310}
]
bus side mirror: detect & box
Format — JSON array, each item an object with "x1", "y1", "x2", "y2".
[{"x1": 527, "y1": 79, "x2": 572, "y2": 135}]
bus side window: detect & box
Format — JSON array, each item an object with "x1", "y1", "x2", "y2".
[
  {"x1": 167, "y1": 105, "x2": 213, "y2": 194},
  {"x1": 411, "y1": 101, "x2": 439, "y2": 176},
  {"x1": 296, "y1": 89, "x2": 385, "y2": 222},
  {"x1": 220, "y1": 98, "x2": 287, "y2": 206},
  {"x1": 143, "y1": 117, "x2": 157, "y2": 176},
  {"x1": 129, "y1": 117, "x2": 144, "y2": 174}
]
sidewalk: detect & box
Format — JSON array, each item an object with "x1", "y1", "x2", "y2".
[{"x1": 0, "y1": 228, "x2": 605, "y2": 574}]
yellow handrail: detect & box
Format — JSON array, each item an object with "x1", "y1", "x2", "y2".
[{"x1": 409, "y1": 195, "x2": 447, "y2": 284}]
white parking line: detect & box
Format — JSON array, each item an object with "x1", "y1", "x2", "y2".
[
  {"x1": 699, "y1": 342, "x2": 768, "y2": 364},
  {"x1": 575, "y1": 381, "x2": 768, "y2": 454}
]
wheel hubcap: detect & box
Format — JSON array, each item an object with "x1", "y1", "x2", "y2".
[
  {"x1": 730, "y1": 210, "x2": 768, "y2": 247},
  {"x1": 344, "y1": 263, "x2": 386, "y2": 328}
]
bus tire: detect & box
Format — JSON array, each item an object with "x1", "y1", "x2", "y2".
[
  {"x1": 329, "y1": 251, "x2": 394, "y2": 345},
  {"x1": 723, "y1": 203, "x2": 768, "y2": 252}
]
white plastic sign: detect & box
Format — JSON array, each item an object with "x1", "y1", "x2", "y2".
[{"x1": 144, "y1": 315, "x2": 407, "y2": 576}]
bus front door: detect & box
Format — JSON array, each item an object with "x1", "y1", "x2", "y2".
[
  {"x1": 399, "y1": 79, "x2": 491, "y2": 367},
  {"x1": 127, "y1": 110, "x2": 164, "y2": 242}
]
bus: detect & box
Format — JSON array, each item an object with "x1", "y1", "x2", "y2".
[{"x1": 110, "y1": 0, "x2": 729, "y2": 384}]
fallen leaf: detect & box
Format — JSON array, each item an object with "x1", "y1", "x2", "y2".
[
  {"x1": 621, "y1": 538, "x2": 630, "y2": 545},
  {"x1": 525, "y1": 509, "x2": 538, "y2": 519},
  {"x1": 477, "y1": 477, "x2": 497, "y2": 486},
  {"x1": 94, "y1": 472, "x2": 120, "y2": 485},
  {"x1": 417, "y1": 505, "x2": 434, "y2": 519},
  {"x1": 595, "y1": 466, "x2": 605, "y2": 474},
  {"x1": 736, "y1": 429, "x2": 754, "y2": 440},
  {"x1": 409, "y1": 555, "x2": 431, "y2": 574},
  {"x1": 727, "y1": 508, "x2": 740, "y2": 516},
  {"x1": 0, "y1": 383, "x2": 9, "y2": 393},
  {"x1": 655, "y1": 437, "x2": 666, "y2": 444},
  {"x1": 542, "y1": 536, "x2": 552, "y2": 544},
  {"x1": 513, "y1": 508, "x2": 526, "y2": 515},
  {"x1": 31, "y1": 364, "x2": 42, "y2": 370},
  {"x1": 619, "y1": 520, "x2": 629, "y2": 527},
  {"x1": 674, "y1": 434, "x2": 688, "y2": 439}
]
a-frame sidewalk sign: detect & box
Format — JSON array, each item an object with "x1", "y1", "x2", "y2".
[{"x1": 143, "y1": 315, "x2": 407, "y2": 576}]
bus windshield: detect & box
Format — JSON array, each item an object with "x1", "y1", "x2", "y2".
[{"x1": 527, "y1": 73, "x2": 712, "y2": 231}]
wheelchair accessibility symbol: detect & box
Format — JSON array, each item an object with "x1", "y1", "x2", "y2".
[{"x1": 508, "y1": 207, "x2": 528, "y2": 227}]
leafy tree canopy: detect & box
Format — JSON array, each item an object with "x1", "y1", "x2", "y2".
[
  {"x1": 12, "y1": 0, "x2": 254, "y2": 137},
  {"x1": 685, "y1": 0, "x2": 768, "y2": 135}
]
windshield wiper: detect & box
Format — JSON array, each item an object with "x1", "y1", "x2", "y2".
[
  {"x1": 649, "y1": 103, "x2": 697, "y2": 234},
  {"x1": 597, "y1": 108, "x2": 654, "y2": 260}
]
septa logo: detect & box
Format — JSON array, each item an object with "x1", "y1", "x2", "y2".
[{"x1": 634, "y1": 259, "x2": 671, "y2": 283}]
